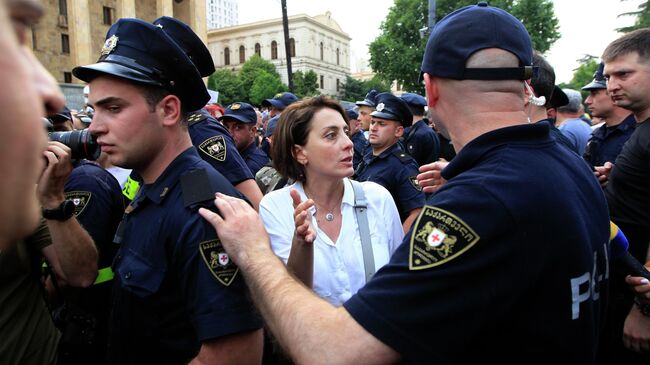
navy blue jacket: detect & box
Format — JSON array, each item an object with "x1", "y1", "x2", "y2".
[{"x1": 583, "y1": 114, "x2": 636, "y2": 167}]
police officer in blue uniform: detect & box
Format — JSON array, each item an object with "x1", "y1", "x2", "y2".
[
  {"x1": 220, "y1": 102, "x2": 270, "y2": 176},
  {"x1": 152, "y1": 16, "x2": 263, "y2": 210},
  {"x1": 198, "y1": 3, "x2": 613, "y2": 364},
  {"x1": 47, "y1": 109, "x2": 125, "y2": 364},
  {"x1": 345, "y1": 107, "x2": 369, "y2": 170},
  {"x1": 400, "y1": 92, "x2": 441, "y2": 166},
  {"x1": 581, "y1": 62, "x2": 636, "y2": 167},
  {"x1": 355, "y1": 89, "x2": 379, "y2": 140},
  {"x1": 72, "y1": 18, "x2": 263, "y2": 364},
  {"x1": 262, "y1": 92, "x2": 299, "y2": 119},
  {"x1": 354, "y1": 92, "x2": 425, "y2": 232}
]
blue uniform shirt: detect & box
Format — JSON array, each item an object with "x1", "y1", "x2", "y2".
[
  {"x1": 345, "y1": 123, "x2": 610, "y2": 364},
  {"x1": 403, "y1": 119, "x2": 440, "y2": 166},
  {"x1": 350, "y1": 130, "x2": 369, "y2": 171},
  {"x1": 355, "y1": 143, "x2": 425, "y2": 221},
  {"x1": 239, "y1": 141, "x2": 270, "y2": 176},
  {"x1": 108, "y1": 148, "x2": 261, "y2": 364},
  {"x1": 583, "y1": 113, "x2": 636, "y2": 167},
  {"x1": 187, "y1": 109, "x2": 254, "y2": 185}
]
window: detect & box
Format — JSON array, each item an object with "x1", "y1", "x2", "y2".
[
  {"x1": 63, "y1": 72, "x2": 72, "y2": 83},
  {"x1": 61, "y1": 33, "x2": 70, "y2": 54},
  {"x1": 224, "y1": 47, "x2": 230, "y2": 65},
  {"x1": 320, "y1": 75, "x2": 324, "y2": 89},
  {"x1": 336, "y1": 79, "x2": 340, "y2": 92},
  {"x1": 239, "y1": 45, "x2": 245, "y2": 63},
  {"x1": 320, "y1": 42, "x2": 324, "y2": 60},
  {"x1": 271, "y1": 41, "x2": 278, "y2": 60},
  {"x1": 103, "y1": 7, "x2": 114, "y2": 25},
  {"x1": 255, "y1": 43, "x2": 261, "y2": 56},
  {"x1": 59, "y1": 0, "x2": 67, "y2": 15},
  {"x1": 336, "y1": 48, "x2": 340, "y2": 65},
  {"x1": 289, "y1": 38, "x2": 295, "y2": 57}
]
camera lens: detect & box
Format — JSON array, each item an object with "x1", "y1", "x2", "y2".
[{"x1": 48, "y1": 130, "x2": 100, "y2": 160}]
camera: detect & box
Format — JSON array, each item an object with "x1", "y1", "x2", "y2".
[{"x1": 47, "y1": 128, "x2": 101, "y2": 161}]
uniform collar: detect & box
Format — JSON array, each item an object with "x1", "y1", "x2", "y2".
[
  {"x1": 442, "y1": 123, "x2": 551, "y2": 180},
  {"x1": 240, "y1": 141, "x2": 258, "y2": 156},
  {"x1": 364, "y1": 142, "x2": 401, "y2": 164},
  {"x1": 138, "y1": 147, "x2": 200, "y2": 205}
]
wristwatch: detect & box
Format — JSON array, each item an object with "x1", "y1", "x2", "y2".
[
  {"x1": 42, "y1": 200, "x2": 76, "y2": 221},
  {"x1": 634, "y1": 297, "x2": 650, "y2": 318}
]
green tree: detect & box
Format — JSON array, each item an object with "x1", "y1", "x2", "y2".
[
  {"x1": 369, "y1": 0, "x2": 560, "y2": 93},
  {"x1": 249, "y1": 70, "x2": 286, "y2": 106},
  {"x1": 618, "y1": 1, "x2": 650, "y2": 32},
  {"x1": 364, "y1": 76, "x2": 392, "y2": 95},
  {"x1": 207, "y1": 69, "x2": 245, "y2": 106},
  {"x1": 239, "y1": 54, "x2": 282, "y2": 99},
  {"x1": 560, "y1": 56, "x2": 599, "y2": 98},
  {"x1": 292, "y1": 70, "x2": 320, "y2": 98},
  {"x1": 340, "y1": 76, "x2": 366, "y2": 101}
]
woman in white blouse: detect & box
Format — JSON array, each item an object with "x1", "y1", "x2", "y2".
[{"x1": 259, "y1": 96, "x2": 403, "y2": 306}]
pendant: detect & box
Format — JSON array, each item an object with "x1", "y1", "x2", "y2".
[{"x1": 325, "y1": 212, "x2": 334, "y2": 221}]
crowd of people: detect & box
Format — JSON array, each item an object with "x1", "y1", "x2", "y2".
[{"x1": 1, "y1": 0, "x2": 650, "y2": 364}]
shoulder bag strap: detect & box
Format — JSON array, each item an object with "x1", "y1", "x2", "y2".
[{"x1": 351, "y1": 180, "x2": 375, "y2": 282}]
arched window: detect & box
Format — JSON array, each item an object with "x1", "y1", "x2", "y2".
[
  {"x1": 224, "y1": 47, "x2": 230, "y2": 65},
  {"x1": 289, "y1": 38, "x2": 295, "y2": 57},
  {"x1": 271, "y1": 41, "x2": 278, "y2": 60},
  {"x1": 239, "y1": 45, "x2": 245, "y2": 63},
  {"x1": 320, "y1": 42, "x2": 324, "y2": 60},
  {"x1": 255, "y1": 43, "x2": 261, "y2": 56},
  {"x1": 336, "y1": 48, "x2": 340, "y2": 65}
]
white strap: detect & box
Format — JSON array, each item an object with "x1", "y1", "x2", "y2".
[{"x1": 351, "y1": 180, "x2": 375, "y2": 282}]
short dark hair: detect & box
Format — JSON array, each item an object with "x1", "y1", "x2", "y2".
[
  {"x1": 531, "y1": 52, "x2": 556, "y2": 108},
  {"x1": 406, "y1": 104, "x2": 425, "y2": 117},
  {"x1": 602, "y1": 28, "x2": 650, "y2": 63},
  {"x1": 134, "y1": 83, "x2": 174, "y2": 112},
  {"x1": 271, "y1": 96, "x2": 347, "y2": 182}
]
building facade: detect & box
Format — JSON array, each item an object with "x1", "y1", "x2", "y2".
[
  {"x1": 31, "y1": 0, "x2": 207, "y2": 86},
  {"x1": 206, "y1": 0, "x2": 238, "y2": 29},
  {"x1": 207, "y1": 12, "x2": 351, "y2": 97}
]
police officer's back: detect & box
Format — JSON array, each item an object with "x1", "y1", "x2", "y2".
[{"x1": 400, "y1": 92, "x2": 441, "y2": 166}]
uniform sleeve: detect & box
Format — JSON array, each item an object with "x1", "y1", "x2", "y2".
[
  {"x1": 395, "y1": 161, "x2": 426, "y2": 216},
  {"x1": 343, "y1": 183, "x2": 516, "y2": 362},
  {"x1": 379, "y1": 187, "x2": 404, "y2": 255},
  {"x1": 259, "y1": 190, "x2": 294, "y2": 264},
  {"x1": 190, "y1": 122, "x2": 254, "y2": 185},
  {"x1": 176, "y1": 212, "x2": 262, "y2": 342}
]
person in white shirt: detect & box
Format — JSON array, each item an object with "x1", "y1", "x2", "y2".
[{"x1": 259, "y1": 96, "x2": 403, "y2": 306}]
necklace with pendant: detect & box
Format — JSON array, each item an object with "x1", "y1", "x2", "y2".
[{"x1": 324, "y1": 211, "x2": 334, "y2": 221}]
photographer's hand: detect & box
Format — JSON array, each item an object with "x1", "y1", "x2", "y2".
[{"x1": 37, "y1": 141, "x2": 73, "y2": 209}]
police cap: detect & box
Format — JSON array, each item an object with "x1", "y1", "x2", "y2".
[
  {"x1": 219, "y1": 102, "x2": 257, "y2": 124},
  {"x1": 153, "y1": 16, "x2": 215, "y2": 78},
  {"x1": 346, "y1": 108, "x2": 359, "y2": 121},
  {"x1": 421, "y1": 2, "x2": 533, "y2": 81},
  {"x1": 265, "y1": 115, "x2": 280, "y2": 137},
  {"x1": 581, "y1": 62, "x2": 606, "y2": 91},
  {"x1": 72, "y1": 18, "x2": 209, "y2": 112},
  {"x1": 371, "y1": 93, "x2": 413, "y2": 127},
  {"x1": 262, "y1": 92, "x2": 298, "y2": 110},
  {"x1": 400, "y1": 93, "x2": 427, "y2": 107},
  {"x1": 49, "y1": 105, "x2": 72, "y2": 124},
  {"x1": 355, "y1": 89, "x2": 379, "y2": 108},
  {"x1": 549, "y1": 85, "x2": 569, "y2": 108}
]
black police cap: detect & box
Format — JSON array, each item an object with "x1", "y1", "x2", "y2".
[
  {"x1": 72, "y1": 18, "x2": 209, "y2": 112},
  {"x1": 549, "y1": 85, "x2": 569, "y2": 108},
  {"x1": 371, "y1": 92, "x2": 413, "y2": 127},
  {"x1": 582, "y1": 62, "x2": 606, "y2": 91},
  {"x1": 356, "y1": 89, "x2": 379, "y2": 108},
  {"x1": 153, "y1": 16, "x2": 215, "y2": 78},
  {"x1": 219, "y1": 102, "x2": 257, "y2": 124}
]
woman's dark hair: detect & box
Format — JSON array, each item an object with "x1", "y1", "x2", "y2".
[{"x1": 271, "y1": 96, "x2": 347, "y2": 182}]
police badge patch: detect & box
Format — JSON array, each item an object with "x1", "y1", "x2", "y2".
[
  {"x1": 198, "y1": 135, "x2": 227, "y2": 162},
  {"x1": 409, "y1": 205, "x2": 480, "y2": 270},
  {"x1": 199, "y1": 239, "x2": 238, "y2": 286},
  {"x1": 409, "y1": 176, "x2": 422, "y2": 191},
  {"x1": 64, "y1": 191, "x2": 92, "y2": 217}
]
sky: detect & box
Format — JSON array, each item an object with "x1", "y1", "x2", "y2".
[{"x1": 237, "y1": 0, "x2": 645, "y2": 83}]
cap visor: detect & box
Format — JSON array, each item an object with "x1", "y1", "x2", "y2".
[
  {"x1": 581, "y1": 81, "x2": 606, "y2": 91},
  {"x1": 370, "y1": 111, "x2": 398, "y2": 120},
  {"x1": 219, "y1": 115, "x2": 255, "y2": 124},
  {"x1": 355, "y1": 100, "x2": 374, "y2": 107},
  {"x1": 72, "y1": 62, "x2": 161, "y2": 86}
]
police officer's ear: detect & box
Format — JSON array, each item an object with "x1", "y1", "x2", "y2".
[
  {"x1": 394, "y1": 124, "x2": 405, "y2": 139},
  {"x1": 159, "y1": 94, "x2": 183, "y2": 127},
  {"x1": 423, "y1": 73, "x2": 439, "y2": 109}
]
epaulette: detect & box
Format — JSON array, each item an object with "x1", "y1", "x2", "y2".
[
  {"x1": 393, "y1": 149, "x2": 413, "y2": 163},
  {"x1": 180, "y1": 168, "x2": 215, "y2": 209},
  {"x1": 187, "y1": 112, "x2": 208, "y2": 126}
]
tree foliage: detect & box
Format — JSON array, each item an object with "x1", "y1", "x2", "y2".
[
  {"x1": 618, "y1": 0, "x2": 650, "y2": 32},
  {"x1": 369, "y1": 0, "x2": 560, "y2": 93},
  {"x1": 249, "y1": 71, "x2": 286, "y2": 106},
  {"x1": 292, "y1": 70, "x2": 320, "y2": 98},
  {"x1": 339, "y1": 75, "x2": 392, "y2": 102},
  {"x1": 207, "y1": 55, "x2": 285, "y2": 106},
  {"x1": 558, "y1": 56, "x2": 599, "y2": 99}
]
